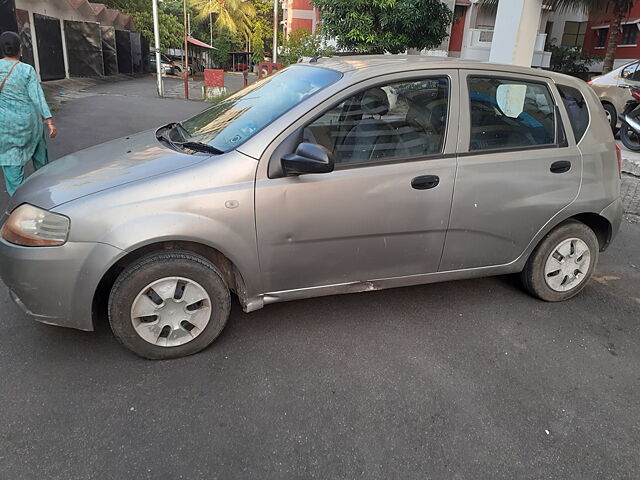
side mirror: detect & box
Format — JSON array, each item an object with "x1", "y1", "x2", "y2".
[{"x1": 281, "y1": 143, "x2": 334, "y2": 176}]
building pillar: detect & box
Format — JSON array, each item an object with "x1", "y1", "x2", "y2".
[
  {"x1": 489, "y1": 0, "x2": 543, "y2": 66},
  {"x1": 27, "y1": 10, "x2": 42, "y2": 81},
  {"x1": 59, "y1": 17, "x2": 70, "y2": 78}
]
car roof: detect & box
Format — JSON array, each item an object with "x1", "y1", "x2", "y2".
[{"x1": 303, "y1": 54, "x2": 582, "y2": 85}]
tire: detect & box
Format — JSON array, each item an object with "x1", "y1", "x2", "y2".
[
  {"x1": 521, "y1": 221, "x2": 599, "y2": 302},
  {"x1": 620, "y1": 109, "x2": 640, "y2": 151},
  {"x1": 108, "y1": 251, "x2": 231, "y2": 360},
  {"x1": 602, "y1": 103, "x2": 617, "y2": 133}
]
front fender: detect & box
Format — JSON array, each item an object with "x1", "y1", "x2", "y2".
[
  {"x1": 100, "y1": 211, "x2": 261, "y2": 296},
  {"x1": 55, "y1": 152, "x2": 261, "y2": 298}
]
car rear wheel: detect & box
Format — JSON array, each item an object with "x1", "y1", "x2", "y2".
[
  {"x1": 521, "y1": 221, "x2": 598, "y2": 302},
  {"x1": 108, "y1": 251, "x2": 231, "y2": 359},
  {"x1": 602, "y1": 103, "x2": 617, "y2": 133}
]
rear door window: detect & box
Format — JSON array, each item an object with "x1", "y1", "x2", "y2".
[
  {"x1": 468, "y1": 76, "x2": 556, "y2": 152},
  {"x1": 557, "y1": 84, "x2": 590, "y2": 143}
]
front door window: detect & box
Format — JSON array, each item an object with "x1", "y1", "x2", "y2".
[{"x1": 302, "y1": 77, "x2": 450, "y2": 166}]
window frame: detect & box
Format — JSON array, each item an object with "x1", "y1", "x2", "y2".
[
  {"x1": 556, "y1": 83, "x2": 591, "y2": 145},
  {"x1": 458, "y1": 71, "x2": 570, "y2": 157},
  {"x1": 265, "y1": 71, "x2": 457, "y2": 178},
  {"x1": 620, "y1": 24, "x2": 638, "y2": 46},
  {"x1": 595, "y1": 28, "x2": 609, "y2": 48},
  {"x1": 561, "y1": 21, "x2": 587, "y2": 47}
]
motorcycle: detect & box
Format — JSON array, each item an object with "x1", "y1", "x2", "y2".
[{"x1": 619, "y1": 86, "x2": 640, "y2": 151}]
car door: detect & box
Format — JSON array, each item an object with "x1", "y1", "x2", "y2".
[
  {"x1": 439, "y1": 70, "x2": 582, "y2": 271},
  {"x1": 254, "y1": 71, "x2": 459, "y2": 294},
  {"x1": 613, "y1": 61, "x2": 640, "y2": 112}
]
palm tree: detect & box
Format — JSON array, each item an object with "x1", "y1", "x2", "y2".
[
  {"x1": 190, "y1": 0, "x2": 256, "y2": 38},
  {"x1": 482, "y1": 0, "x2": 634, "y2": 73}
]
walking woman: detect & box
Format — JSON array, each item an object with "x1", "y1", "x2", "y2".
[{"x1": 0, "y1": 31, "x2": 56, "y2": 196}]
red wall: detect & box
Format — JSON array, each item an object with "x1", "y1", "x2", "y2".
[
  {"x1": 292, "y1": 0, "x2": 313, "y2": 9},
  {"x1": 449, "y1": 6, "x2": 467, "y2": 53},
  {"x1": 291, "y1": 18, "x2": 313, "y2": 33},
  {"x1": 583, "y1": 2, "x2": 640, "y2": 59}
]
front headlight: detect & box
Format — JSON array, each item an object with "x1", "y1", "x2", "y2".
[{"x1": 0, "y1": 204, "x2": 70, "y2": 246}]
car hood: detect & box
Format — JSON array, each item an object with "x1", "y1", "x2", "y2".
[{"x1": 8, "y1": 130, "x2": 205, "y2": 211}]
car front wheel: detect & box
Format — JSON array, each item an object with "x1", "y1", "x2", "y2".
[
  {"x1": 108, "y1": 251, "x2": 231, "y2": 359},
  {"x1": 521, "y1": 221, "x2": 599, "y2": 302}
]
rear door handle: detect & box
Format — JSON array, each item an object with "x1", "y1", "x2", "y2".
[
  {"x1": 411, "y1": 175, "x2": 440, "y2": 190},
  {"x1": 550, "y1": 161, "x2": 571, "y2": 174}
]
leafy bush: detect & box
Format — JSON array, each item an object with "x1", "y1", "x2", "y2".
[
  {"x1": 548, "y1": 41, "x2": 599, "y2": 75},
  {"x1": 279, "y1": 29, "x2": 335, "y2": 66}
]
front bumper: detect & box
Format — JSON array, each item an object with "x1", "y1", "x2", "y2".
[{"x1": 0, "y1": 238, "x2": 124, "y2": 331}]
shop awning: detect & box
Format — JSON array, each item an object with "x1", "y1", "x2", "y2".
[{"x1": 186, "y1": 36, "x2": 216, "y2": 49}]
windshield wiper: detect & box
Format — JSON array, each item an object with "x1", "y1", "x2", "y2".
[{"x1": 179, "y1": 141, "x2": 224, "y2": 154}]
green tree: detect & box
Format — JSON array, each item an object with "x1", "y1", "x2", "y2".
[
  {"x1": 211, "y1": 28, "x2": 244, "y2": 67},
  {"x1": 190, "y1": 0, "x2": 255, "y2": 38},
  {"x1": 311, "y1": 0, "x2": 453, "y2": 54},
  {"x1": 248, "y1": 0, "x2": 272, "y2": 62},
  {"x1": 104, "y1": 0, "x2": 148, "y2": 12},
  {"x1": 482, "y1": 0, "x2": 633, "y2": 74},
  {"x1": 279, "y1": 29, "x2": 335, "y2": 65},
  {"x1": 160, "y1": 1, "x2": 211, "y2": 44},
  {"x1": 130, "y1": 10, "x2": 184, "y2": 50}
]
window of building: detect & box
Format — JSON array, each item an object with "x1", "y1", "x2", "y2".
[
  {"x1": 303, "y1": 78, "x2": 450, "y2": 165},
  {"x1": 621, "y1": 24, "x2": 638, "y2": 45},
  {"x1": 595, "y1": 28, "x2": 608, "y2": 48},
  {"x1": 561, "y1": 21, "x2": 587, "y2": 47},
  {"x1": 467, "y1": 77, "x2": 556, "y2": 152},
  {"x1": 557, "y1": 85, "x2": 590, "y2": 143}
]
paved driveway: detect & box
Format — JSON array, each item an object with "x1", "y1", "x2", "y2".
[{"x1": 0, "y1": 77, "x2": 639, "y2": 479}]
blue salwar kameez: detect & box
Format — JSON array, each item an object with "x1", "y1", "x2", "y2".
[{"x1": 0, "y1": 59, "x2": 51, "y2": 196}]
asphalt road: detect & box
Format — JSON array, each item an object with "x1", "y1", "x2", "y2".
[{"x1": 1, "y1": 78, "x2": 640, "y2": 480}]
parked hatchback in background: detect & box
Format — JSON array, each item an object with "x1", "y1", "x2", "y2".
[
  {"x1": 589, "y1": 59, "x2": 640, "y2": 131},
  {"x1": 0, "y1": 56, "x2": 623, "y2": 359}
]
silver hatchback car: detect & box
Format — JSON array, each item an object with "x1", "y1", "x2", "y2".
[{"x1": 0, "y1": 56, "x2": 623, "y2": 359}]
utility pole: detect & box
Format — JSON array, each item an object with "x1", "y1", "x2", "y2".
[
  {"x1": 272, "y1": 0, "x2": 278, "y2": 63},
  {"x1": 183, "y1": 0, "x2": 189, "y2": 99},
  {"x1": 151, "y1": 0, "x2": 163, "y2": 96}
]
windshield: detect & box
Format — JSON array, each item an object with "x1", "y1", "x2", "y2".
[{"x1": 180, "y1": 65, "x2": 342, "y2": 152}]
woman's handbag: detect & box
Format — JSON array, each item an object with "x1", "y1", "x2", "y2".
[{"x1": 0, "y1": 61, "x2": 19, "y2": 94}]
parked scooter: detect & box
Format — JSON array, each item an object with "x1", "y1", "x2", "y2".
[{"x1": 619, "y1": 86, "x2": 640, "y2": 151}]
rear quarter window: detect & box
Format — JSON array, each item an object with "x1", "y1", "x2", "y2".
[{"x1": 557, "y1": 84, "x2": 590, "y2": 143}]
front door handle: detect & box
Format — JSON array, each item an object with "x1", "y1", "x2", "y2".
[
  {"x1": 411, "y1": 175, "x2": 440, "y2": 190},
  {"x1": 550, "y1": 160, "x2": 571, "y2": 174}
]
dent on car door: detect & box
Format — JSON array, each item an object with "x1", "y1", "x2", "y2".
[
  {"x1": 439, "y1": 72, "x2": 582, "y2": 271},
  {"x1": 254, "y1": 72, "x2": 460, "y2": 293}
]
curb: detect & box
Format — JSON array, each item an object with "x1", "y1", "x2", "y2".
[{"x1": 622, "y1": 158, "x2": 640, "y2": 177}]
